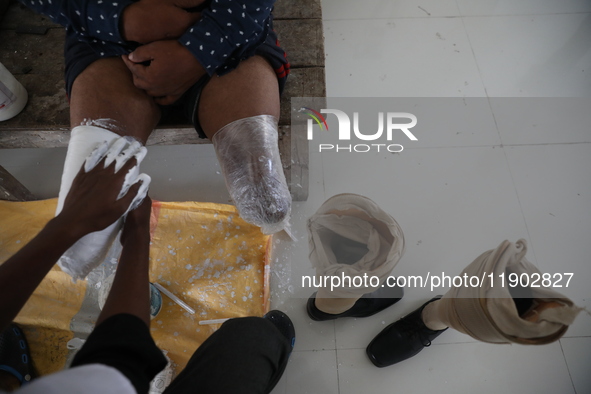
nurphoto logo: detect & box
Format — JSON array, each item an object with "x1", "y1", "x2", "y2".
[{"x1": 300, "y1": 107, "x2": 418, "y2": 153}]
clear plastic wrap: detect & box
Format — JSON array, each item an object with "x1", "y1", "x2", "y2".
[
  {"x1": 212, "y1": 115, "x2": 291, "y2": 234},
  {"x1": 56, "y1": 126, "x2": 150, "y2": 280}
]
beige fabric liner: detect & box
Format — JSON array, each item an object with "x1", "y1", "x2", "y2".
[
  {"x1": 308, "y1": 193, "x2": 404, "y2": 313},
  {"x1": 425, "y1": 239, "x2": 582, "y2": 344}
]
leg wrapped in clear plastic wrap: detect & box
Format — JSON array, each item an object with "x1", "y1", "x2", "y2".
[
  {"x1": 55, "y1": 125, "x2": 150, "y2": 281},
  {"x1": 212, "y1": 115, "x2": 291, "y2": 235}
]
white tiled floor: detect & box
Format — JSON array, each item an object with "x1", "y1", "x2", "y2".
[
  {"x1": 0, "y1": 0, "x2": 590, "y2": 393},
  {"x1": 278, "y1": 0, "x2": 591, "y2": 392}
]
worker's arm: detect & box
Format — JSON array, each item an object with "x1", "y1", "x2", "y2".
[
  {"x1": 0, "y1": 157, "x2": 143, "y2": 333},
  {"x1": 96, "y1": 196, "x2": 152, "y2": 327},
  {"x1": 69, "y1": 197, "x2": 167, "y2": 394}
]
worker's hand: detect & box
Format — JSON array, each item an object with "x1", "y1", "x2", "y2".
[
  {"x1": 57, "y1": 157, "x2": 143, "y2": 238},
  {"x1": 120, "y1": 196, "x2": 152, "y2": 246},
  {"x1": 122, "y1": 40, "x2": 206, "y2": 106},
  {"x1": 121, "y1": 0, "x2": 205, "y2": 43}
]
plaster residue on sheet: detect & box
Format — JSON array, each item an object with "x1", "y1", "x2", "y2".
[
  {"x1": 0, "y1": 199, "x2": 271, "y2": 378},
  {"x1": 148, "y1": 201, "x2": 271, "y2": 372}
]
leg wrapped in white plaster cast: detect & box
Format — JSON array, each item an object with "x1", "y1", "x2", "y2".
[
  {"x1": 212, "y1": 115, "x2": 291, "y2": 234},
  {"x1": 56, "y1": 125, "x2": 150, "y2": 281}
]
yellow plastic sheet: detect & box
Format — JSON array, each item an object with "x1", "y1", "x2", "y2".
[
  {"x1": 0, "y1": 199, "x2": 85, "y2": 375},
  {"x1": 0, "y1": 199, "x2": 271, "y2": 376}
]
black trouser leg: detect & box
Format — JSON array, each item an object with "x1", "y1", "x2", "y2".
[{"x1": 164, "y1": 317, "x2": 291, "y2": 394}]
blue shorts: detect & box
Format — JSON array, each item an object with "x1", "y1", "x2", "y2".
[{"x1": 64, "y1": 16, "x2": 289, "y2": 139}]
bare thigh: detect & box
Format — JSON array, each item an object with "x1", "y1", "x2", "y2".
[
  {"x1": 69, "y1": 57, "x2": 161, "y2": 144},
  {"x1": 198, "y1": 55, "x2": 280, "y2": 139}
]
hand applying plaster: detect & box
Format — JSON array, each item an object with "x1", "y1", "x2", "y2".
[
  {"x1": 0, "y1": 155, "x2": 147, "y2": 332},
  {"x1": 59, "y1": 155, "x2": 147, "y2": 238},
  {"x1": 56, "y1": 132, "x2": 151, "y2": 280}
]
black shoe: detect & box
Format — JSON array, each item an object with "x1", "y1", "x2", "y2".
[
  {"x1": 366, "y1": 296, "x2": 447, "y2": 367},
  {"x1": 307, "y1": 285, "x2": 404, "y2": 321},
  {"x1": 264, "y1": 310, "x2": 296, "y2": 349},
  {"x1": 0, "y1": 324, "x2": 36, "y2": 385},
  {"x1": 262, "y1": 310, "x2": 295, "y2": 393}
]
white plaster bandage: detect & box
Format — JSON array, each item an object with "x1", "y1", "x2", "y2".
[
  {"x1": 56, "y1": 125, "x2": 119, "y2": 215},
  {"x1": 56, "y1": 125, "x2": 150, "y2": 281},
  {"x1": 212, "y1": 115, "x2": 292, "y2": 234}
]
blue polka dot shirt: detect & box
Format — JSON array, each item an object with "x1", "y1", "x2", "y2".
[{"x1": 20, "y1": 0, "x2": 276, "y2": 76}]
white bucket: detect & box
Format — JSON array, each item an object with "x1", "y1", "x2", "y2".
[{"x1": 0, "y1": 61, "x2": 28, "y2": 121}]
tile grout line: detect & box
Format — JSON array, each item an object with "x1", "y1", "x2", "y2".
[
  {"x1": 478, "y1": 34, "x2": 541, "y2": 268},
  {"x1": 403, "y1": 141, "x2": 591, "y2": 152},
  {"x1": 498, "y1": 144, "x2": 540, "y2": 266},
  {"x1": 561, "y1": 334, "x2": 591, "y2": 339},
  {"x1": 452, "y1": 0, "x2": 462, "y2": 18},
  {"x1": 458, "y1": 13, "x2": 489, "y2": 99},
  {"x1": 501, "y1": 141, "x2": 591, "y2": 147},
  {"x1": 322, "y1": 12, "x2": 591, "y2": 22},
  {"x1": 334, "y1": 320, "x2": 341, "y2": 394},
  {"x1": 318, "y1": 144, "x2": 328, "y2": 201},
  {"x1": 558, "y1": 339, "x2": 579, "y2": 394},
  {"x1": 334, "y1": 340, "x2": 482, "y2": 351}
]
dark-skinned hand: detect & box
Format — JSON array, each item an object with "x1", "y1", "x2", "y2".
[
  {"x1": 122, "y1": 40, "x2": 206, "y2": 105},
  {"x1": 120, "y1": 196, "x2": 152, "y2": 246},
  {"x1": 58, "y1": 157, "x2": 143, "y2": 239}
]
